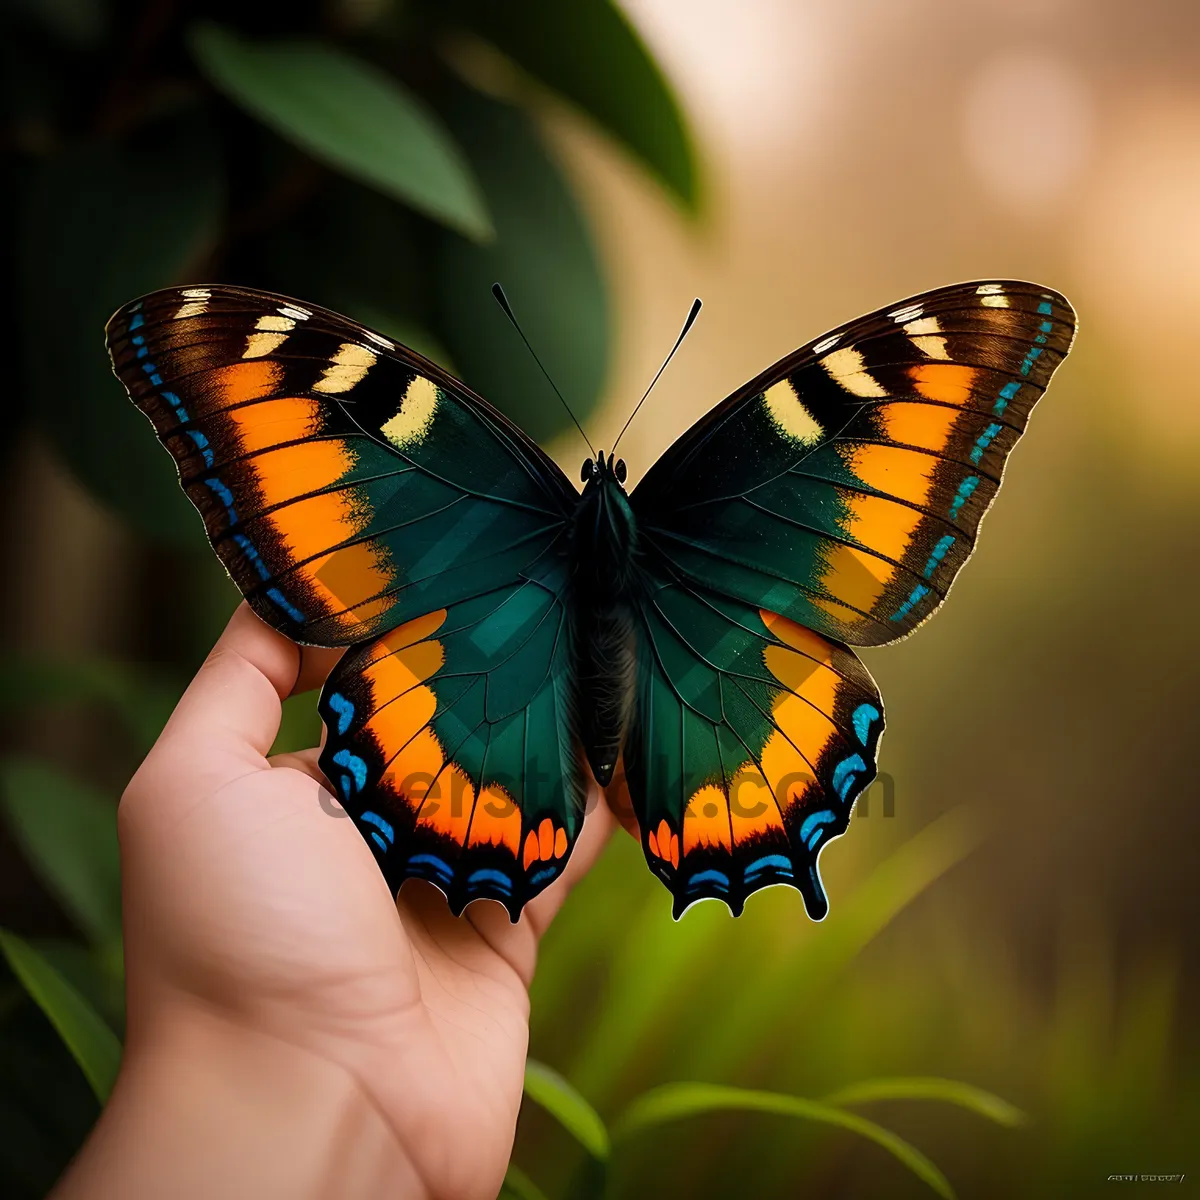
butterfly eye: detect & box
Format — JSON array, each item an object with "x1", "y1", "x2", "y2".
[
  {"x1": 615, "y1": 458, "x2": 627, "y2": 483},
  {"x1": 581, "y1": 459, "x2": 595, "y2": 483}
]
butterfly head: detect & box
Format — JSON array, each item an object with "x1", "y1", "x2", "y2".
[
  {"x1": 580, "y1": 450, "x2": 627, "y2": 489},
  {"x1": 574, "y1": 451, "x2": 637, "y2": 588}
]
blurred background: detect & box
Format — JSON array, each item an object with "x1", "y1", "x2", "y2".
[{"x1": 1, "y1": 0, "x2": 1197, "y2": 1197}]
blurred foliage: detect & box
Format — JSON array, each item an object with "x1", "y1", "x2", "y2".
[
  {"x1": 5, "y1": 0, "x2": 697, "y2": 543},
  {"x1": 0, "y1": 668, "x2": 1018, "y2": 1197}
]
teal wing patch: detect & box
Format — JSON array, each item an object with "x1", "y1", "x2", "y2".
[
  {"x1": 318, "y1": 551, "x2": 586, "y2": 920},
  {"x1": 615, "y1": 574, "x2": 884, "y2": 920},
  {"x1": 106, "y1": 285, "x2": 574, "y2": 646},
  {"x1": 631, "y1": 281, "x2": 1075, "y2": 646}
]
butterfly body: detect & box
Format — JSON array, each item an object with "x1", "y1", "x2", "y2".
[
  {"x1": 571, "y1": 451, "x2": 638, "y2": 788},
  {"x1": 107, "y1": 279, "x2": 1075, "y2": 923}
]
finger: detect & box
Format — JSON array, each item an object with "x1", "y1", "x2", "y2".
[
  {"x1": 267, "y1": 746, "x2": 330, "y2": 789},
  {"x1": 292, "y1": 645, "x2": 346, "y2": 697},
  {"x1": 460, "y1": 784, "x2": 615, "y2": 980},
  {"x1": 157, "y1": 603, "x2": 299, "y2": 770}
]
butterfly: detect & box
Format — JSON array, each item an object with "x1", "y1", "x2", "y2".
[{"x1": 106, "y1": 280, "x2": 1074, "y2": 922}]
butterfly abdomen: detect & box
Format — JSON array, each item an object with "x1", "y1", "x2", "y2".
[
  {"x1": 571, "y1": 463, "x2": 640, "y2": 786},
  {"x1": 572, "y1": 596, "x2": 636, "y2": 787}
]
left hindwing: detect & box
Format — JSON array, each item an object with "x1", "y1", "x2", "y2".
[
  {"x1": 317, "y1": 555, "x2": 585, "y2": 921},
  {"x1": 631, "y1": 281, "x2": 1076, "y2": 646}
]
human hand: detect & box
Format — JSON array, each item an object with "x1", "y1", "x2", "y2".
[{"x1": 55, "y1": 603, "x2": 613, "y2": 1200}]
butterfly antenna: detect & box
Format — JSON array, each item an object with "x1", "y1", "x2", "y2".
[
  {"x1": 491, "y1": 283, "x2": 595, "y2": 455},
  {"x1": 612, "y1": 298, "x2": 702, "y2": 453}
]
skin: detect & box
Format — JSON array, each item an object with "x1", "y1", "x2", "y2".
[{"x1": 53, "y1": 603, "x2": 614, "y2": 1200}]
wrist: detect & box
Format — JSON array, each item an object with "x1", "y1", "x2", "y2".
[{"x1": 54, "y1": 997, "x2": 424, "y2": 1200}]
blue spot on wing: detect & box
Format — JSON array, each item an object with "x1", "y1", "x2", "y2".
[
  {"x1": 331, "y1": 749, "x2": 367, "y2": 793},
  {"x1": 969, "y1": 422, "x2": 1003, "y2": 465},
  {"x1": 528, "y1": 865, "x2": 558, "y2": 888},
  {"x1": 745, "y1": 854, "x2": 793, "y2": 880},
  {"x1": 409, "y1": 854, "x2": 453, "y2": 885},
  {"x1": 327, "y1": 691, "x2": 355, "y2": 736},
  {"x1": 468, "y1": 868, "x2": 513, "y2": 894},
  {"x1": 994, "y1": 380, "x2": 1021, "y2": 415},
  {"x1": 266, "y1": 588, "x2": 305, "y2": 625},
  {"x1": 948, "y1": 475, "x2": 979, "y2": 521},
  {"x1": 889, "y1": 582, "x2": 930, "y2": 623},
  {"x1": 851, "y1": 702, "x2": 880, "y2": 745},
  {"x1": 687, "y1": 869, "x2": 730, "y2": 892},
  {"x1": 832, "y1": 753, "x2": 867, "y2": 801},
  {"x1": 800, "y1": 808, "x2": 837, "y2": 849},
  {"x1": 920, "y1": 535, "x2": 955, "y2": 580},
  {"x1": 360, "y1": 811, "x2": 393, "y2": 843}
]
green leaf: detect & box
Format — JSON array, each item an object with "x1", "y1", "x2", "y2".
[
  {"x1": 190, "y1": 24, "x2": 492, "y2": 241},
  {"x1": 500, "y1": 1163, "x2": 551, "y2": 1200},
  {"x1": 0, "y1": 759, "x2": 121, "y2": 950},
  {"x1": 445, "y1": 0, "x2": 699, "y2": 211},
  {"x1": 29, "y1": 939, "x2": 124, "y2": 1027},
  {"x1": 21, "y1": 109, "x2": 224, "y2": 545},
  {"x1": 611, "y1": 1083, "x2": 954, "y2": 1199},
  {"x1": 565, "y1": 883, "x2": 734, "y2": 1107},
  {"x1": 434, "y1": 86, "x2": 609, "y2": 443},
  {"x1": 0, "y1": 930, "x2": 121, "y2": 1103},
  {"x1": 523, "y1": 1059, "x2": 610, "y2": 1161},
  {"x1": 0, "y1": 655, "x2": 176, "y2": 753},
  {"x1": 822, "y1": 1077, "x2": 1027, "y2": 1128}
]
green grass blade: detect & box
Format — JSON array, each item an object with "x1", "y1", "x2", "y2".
[
  {"x1": 693, "y1": 806, "x2": 987, "y2": 1079},
  {"x1": 0, "y1": 930, "x2": 121, "y2": 1103},
  {"x1": 190, "y1": 23, "x2": 492, "y2": 240},
  {"x1": 524, "y1": 1059, "x2": 610, "y2": 1161},
  {"x1": 611, "y1": 1082, "x2": 954, "y2": 1199},
  {"x1": 500, "y1": 1163, "x2": 551, "y2": 1200},
  {"x1": 823, "y1": 1077, "x2": 1027, "y2": 1127},
  {"x1": 0, "y1": 759, "x2": 121, "y2": 949},
  {"x1": 566, "y1": 885, "x2": 734, "y2": 1106}
]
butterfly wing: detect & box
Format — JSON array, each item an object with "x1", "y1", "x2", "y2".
[
  {"x1": 631, "y1": 281, "x2": 1076, "y2": 645},
  {"x1": 618, "y1": 280, "x2": 1074, "y2": 917},
  {"x1": 106, "y1": 285, "x2": 576, "y2": 646},
  {"x1": 107, "y1": 285, "x2": 586, "y2": 917},
  {"x1": 611, "y1": 584, "x2": 883, "y2": 920},
  {"x1": 317, "y1": 554, "x2": 584, "y2": 920}
]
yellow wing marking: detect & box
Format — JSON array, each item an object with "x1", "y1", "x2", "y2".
[
  {"x1": 313, "y1": 342, "x2": 376, "y2": 395},
  {"x1": 381, "y1": 377, "x2": 440, "y2": 450},
  {"x1": 762, "y1": 380, "x2": 823, "y2": 446},
  {"x1": 820, "y1": 346, "x2": 889, "y2": 398}
]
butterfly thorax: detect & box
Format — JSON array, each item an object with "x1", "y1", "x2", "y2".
[{"x1": 570, "y1": 452, "x2": 639, "y2": 787}]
